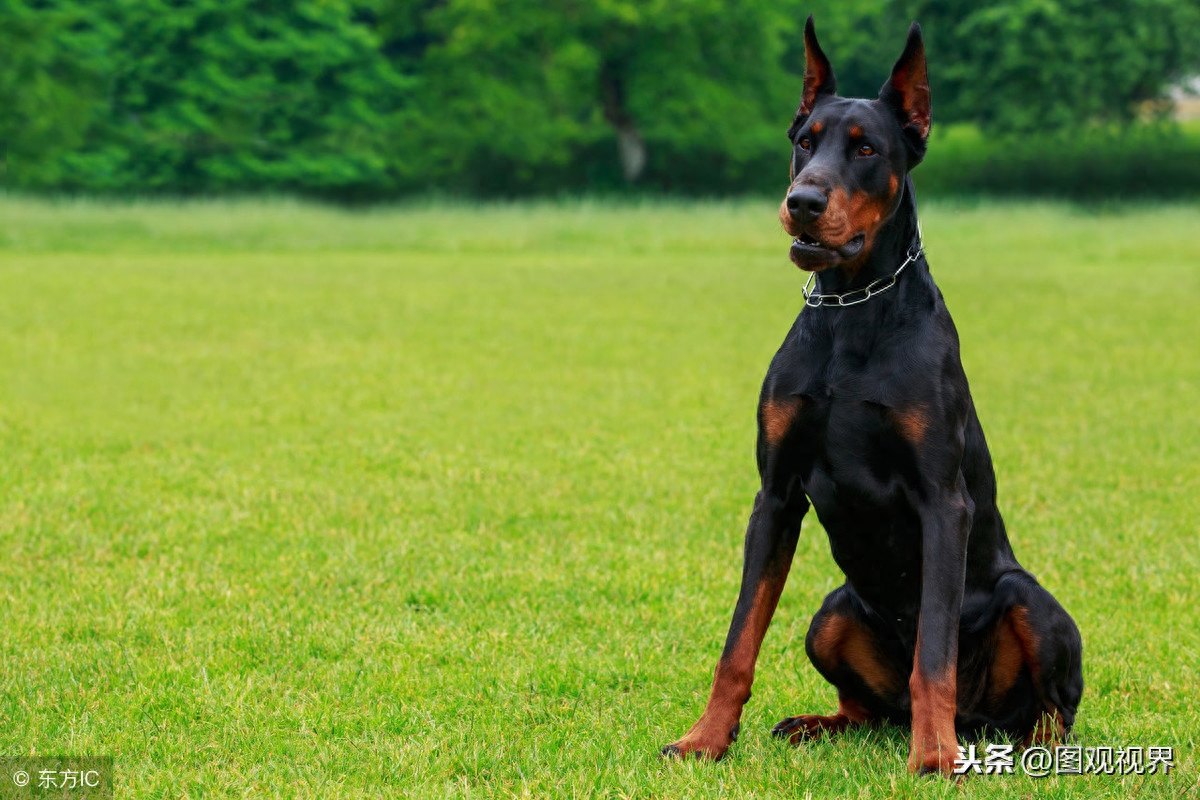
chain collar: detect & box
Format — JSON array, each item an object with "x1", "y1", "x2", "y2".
[{"x1": 802, "y1": 229, "x2": 924, "y2": 309}]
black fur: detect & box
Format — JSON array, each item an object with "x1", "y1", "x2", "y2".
[{"x1": 662, "y1": 19, "x2": 1083, "y2": 775}]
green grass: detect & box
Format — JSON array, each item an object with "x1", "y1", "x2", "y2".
[{"x1": 0, "y1": 197, "x2": 1197, "y2": 798}]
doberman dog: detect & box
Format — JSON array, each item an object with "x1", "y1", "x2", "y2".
[{"x1": 662, "y1": 18, "x2": 1083, "y2": 776}]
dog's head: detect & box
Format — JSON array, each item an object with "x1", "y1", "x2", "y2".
[{"x1": 780, "y1": 17, "x2": 931, "y2": 273}]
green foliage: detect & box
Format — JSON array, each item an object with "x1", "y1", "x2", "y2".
[
  {"x1": 7, "y1": 0, "x2": 410, "y2": 196},
  {"x1": 385, "y1": 0, "x2": 803, "y2": 193},
  {"x1": 898, "y1": 0, "x2": 1200, "y2": 131},
  {"x1": 0, "y1": 1, "x2": 101, "y2": 187},
  {"x1": 2, "y1": 1, "x2": 1199, "y2": 194}
]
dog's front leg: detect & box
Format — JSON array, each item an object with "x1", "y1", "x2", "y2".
[
  {"x1": 908, "y1": 483, "x2": 973, "y2": 776},
  {"x1": 662, "y1": 488, "x2": 807, "y2": 760}
]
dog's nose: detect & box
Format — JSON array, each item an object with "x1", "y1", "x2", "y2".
[{"x1": 786, "y1": 187, "x2": 828, "y2": 222}]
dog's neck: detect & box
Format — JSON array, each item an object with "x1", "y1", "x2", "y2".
[{"x1": 810, "y1": 176, "x2": 923, "y2": 296}]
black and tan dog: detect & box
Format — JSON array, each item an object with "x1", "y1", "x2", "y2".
[{"x1": 662, "y1": 18, "x2": 1083, "y2": 776}]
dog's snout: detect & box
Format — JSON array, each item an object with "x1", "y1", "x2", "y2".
[{"x1": 786, "y1": 187, "x2": 828, "y2": 223}]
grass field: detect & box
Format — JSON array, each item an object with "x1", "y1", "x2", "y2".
[{"x1": 0, "y1": 197, "x2": 1197, "y2": 798}]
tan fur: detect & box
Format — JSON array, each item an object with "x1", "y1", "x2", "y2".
[
  {"x1": 667, "y1": 576, "x2": 790, "y2": 759},
  {"x1": 893, "y1": 405, "x2": 930, "y2": 445},
  {"x1": 988, "y1": 606, "x2": 1039, "y2": 707},
  {"x1": 811, "y1": 614, "x2": 903, "y2": 697},
  {"x1": 761, "y1": 397, "x2": 801, "y2": 447},
  {"x1": 908, "y1": 647, "x2": 959, "y2": 774}
]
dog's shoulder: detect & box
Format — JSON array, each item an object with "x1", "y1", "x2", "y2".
[{"x1": 760, "y1": 280, "x2": 963, "y2": 410}]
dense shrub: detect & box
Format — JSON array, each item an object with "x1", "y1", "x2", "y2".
[
  {"x1": 4, "y1": 0, "x2": 408, "y2": 196},
  {"x1": 917, "y1": 123, "x2": 1200, "y2": 199}
]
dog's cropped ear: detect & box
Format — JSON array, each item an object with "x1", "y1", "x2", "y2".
[
  {"x1": 788, "y1": 16, "x2": 836, "y2": 140},
  {"x1": 879, "y1": 22, "x2": 931, "y2": 164}
]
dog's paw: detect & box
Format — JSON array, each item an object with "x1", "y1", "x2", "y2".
[
  {"x1": 914, "y1": 763, "x2": 966, "y2": 785},
  {"x1": 907, "y1": 743, "x2": 959, "y2": 778},
  {"x1": 1022, "y1": 710, "x2": 1067, "y2": 748},
  {"x1": 771, "y1": 713, "x2": 855, "y2": 744},
  {"x1": 661, "y1": 722, "x2": 739, "y2": 761}
]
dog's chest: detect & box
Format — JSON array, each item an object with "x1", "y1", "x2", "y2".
[
  {"x1": 791, "y1": 389, "x2": 919, "y2": 501},
  {"x1": 766, "y1": 337, "x2": 934, "y2": 605},
  {"x1": 791, "y1": 392, "x2": 927, "y2": 611}
]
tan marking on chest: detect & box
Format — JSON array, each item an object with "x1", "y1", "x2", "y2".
[
  {"x1": 892, "y1": 405, "x2": 930, "y2": 445},
  {"x1": 762, "y1": 397, "x2": 802, "y2": 447}
]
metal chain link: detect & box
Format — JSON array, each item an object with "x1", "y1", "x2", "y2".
[{"x1": 801, "y1": 231, "x2": 924, "y2": 309}]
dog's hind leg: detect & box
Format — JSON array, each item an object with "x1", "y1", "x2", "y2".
[
  {"x1": 965, "y1": 571, "x2": 1084, "y2": 745},
  {"x1": 774, "y1": 585, "x2": 908, "y2": 743}
]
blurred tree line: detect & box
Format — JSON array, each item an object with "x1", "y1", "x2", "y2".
[{"x1": 1, "y1": 0, "x2": 1198, "y2": 197}]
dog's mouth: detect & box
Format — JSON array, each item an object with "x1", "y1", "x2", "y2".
[{"x1": 790, "y1": 232, "x2": 866, "y2": 270}]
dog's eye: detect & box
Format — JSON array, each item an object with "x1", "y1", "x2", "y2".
[
  {"x1": 798, "y1": 136, "x2": 812, "y2": 151},
  {"x1": 857, "y1": 143, "x2": 876, "y2": 157}
]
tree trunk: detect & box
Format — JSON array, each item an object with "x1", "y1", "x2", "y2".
[{"x1": 601, "y1": 63, "x2": 645, "y2": 184}]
